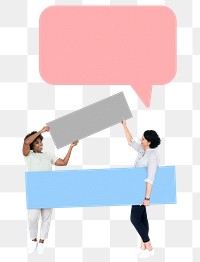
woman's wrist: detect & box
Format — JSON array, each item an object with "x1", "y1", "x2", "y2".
[{"x1": 145, "y1": 197, "x2": 150, "y2": 200}]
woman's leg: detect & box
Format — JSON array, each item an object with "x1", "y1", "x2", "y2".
[
  {"x1": 40, "y1": 208, "x2": 53, "y2": 241},
  {"x1": 141, "y1": 206, "x2": 149, "y2": 234},
  {"x1": 140, "y1": 240, "x2": 146, "y2": 250},
  {"x1": 28, "y1": 209, "x2": 41, "y2": 240},
  {"x1": 141, "y1": 207, "x2": 153, "y2": 251},
  {"x1": 130, "y1": 205, "x2": 150, "y2": 243}
]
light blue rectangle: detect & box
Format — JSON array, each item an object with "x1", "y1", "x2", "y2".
[{"x1": 25, "y1": 166, "x2": 176, "y2": 208}]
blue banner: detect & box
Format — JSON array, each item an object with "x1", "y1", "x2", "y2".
[{"x1": 25, "y1": 166, "x2": 176, "y2": 208}]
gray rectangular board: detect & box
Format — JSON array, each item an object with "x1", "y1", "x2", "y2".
[{"x1": 47, "y1": 92, "x2": 132, "y2": 149}]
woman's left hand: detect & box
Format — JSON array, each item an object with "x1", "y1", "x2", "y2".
[
  {"x1": 70, "y1": 140, "x2": 79, "y2": 148},
  {"x1": 140, "y1": 199, "x2": 150, "y2": 206},
  {"x1": 121, "y1": 118, "x2": 126, "y2": 127}
]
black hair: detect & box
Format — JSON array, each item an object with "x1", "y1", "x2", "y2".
[
  {"x1": 143, "y1": 130, "x2": 161, "y2": 149},
  {"x1": 24, "y1": 131, "x2": 43, "y2": 150}
]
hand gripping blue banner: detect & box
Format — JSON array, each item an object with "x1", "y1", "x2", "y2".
[{"x1": 25, "y1": 166, "x2": 176, "y2": 208}]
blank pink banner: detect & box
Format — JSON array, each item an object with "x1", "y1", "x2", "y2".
[{"x1": 39, "y1": 6, "x2": 176, "y2": 107}]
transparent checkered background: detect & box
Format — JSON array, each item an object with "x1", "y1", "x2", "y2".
[{"x1": 0, "y1": 0, "x2": 199, "y2": 261}]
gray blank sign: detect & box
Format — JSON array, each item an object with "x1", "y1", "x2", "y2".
[{"x1": 47, "y1": 92, "x2": 132, "y2": 149}]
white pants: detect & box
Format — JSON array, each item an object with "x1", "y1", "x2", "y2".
[{"x1": 28, "y1": 208, "x2": 53, "y2": 240}]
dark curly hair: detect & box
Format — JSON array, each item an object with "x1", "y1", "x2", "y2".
[
  {"x1": 24, "y1": 131, "x2": 43, "y2": 150},
  {"x1": 143, "y1": 130, "x2": 161, "y2": 149}
]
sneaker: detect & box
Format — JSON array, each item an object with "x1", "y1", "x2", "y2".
[
  {"x1": 137, "y1": 247, "x2": 146, "y2": 255},
  {"x1": 28, "y1": 240, "x2": 38, "y2": 254},
  {"x1": 138, "y1": 249, "x2": 154, "y2": 258},
  {"x1": 37, "y1": 243, "x2": 45, "y2": 255}
]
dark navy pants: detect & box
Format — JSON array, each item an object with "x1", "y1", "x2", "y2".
[{"x1": 130, "y1": 205, "x2": 150, "y2": 243}]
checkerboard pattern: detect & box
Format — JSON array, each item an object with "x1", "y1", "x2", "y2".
[{"x1": 0, "y1": 0, "x2": 199, "y2": 261}]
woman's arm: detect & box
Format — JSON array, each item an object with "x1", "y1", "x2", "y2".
[
  {"x1": 121, "y1": 119, "x2": 133, "y2": 145},
  {"x1": 122, "y1": 119, "x2": 143, "y2": 153},
  {"x1": 141, "y1": 183, "x2": 153, "y2": 206},
  {"x1": 141, "y1": 154, "x2": 159, "y2": 206},
  {"x1": 22, "y1": 126, "x2": 49, "y2": 156},
  {"x1": 145, "y1": 154, "x2": 159, "y2": 185},
  {"x1": 55, "y1": 141, "x2": 79, "y2": 166}
]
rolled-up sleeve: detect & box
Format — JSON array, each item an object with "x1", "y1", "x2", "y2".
[
  {"x1": 145, "y1": 154, "x2": 159, "y2": 185},
  {"x1": 49, "y1": 153, "x2": 59, "y2": 165}
]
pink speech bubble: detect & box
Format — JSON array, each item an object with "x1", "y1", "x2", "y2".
[{"x1": 39, "y1": 6, "x2": 176, "y2": 107}]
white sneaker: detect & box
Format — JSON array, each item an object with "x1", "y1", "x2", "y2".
[
  {"x1": 138, "y1": 249, "x2": 154, "y2": 258},
  {"x1": 28, "y1": 240, "x2": 38, "y2": 254},
  {"x1": 137, "y1": 248, "x2": 146, "y2": 255},
  {"x1": 37, "y1": 243, "x2": 45, "y2": 255}
]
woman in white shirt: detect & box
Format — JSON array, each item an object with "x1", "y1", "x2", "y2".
[
  {"x1": 122, "y1": 120, "x2": 161, "y2": 259},
  {"x1": 23, "y1": 126, "x2": 78, "y2": 254}
]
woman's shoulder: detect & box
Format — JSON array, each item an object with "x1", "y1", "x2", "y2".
[
  {"x1": 147, "y1": 148, "x2": 159, "y2": 157},
  {"x1": 148, "y1": 149, "x2": 159, "y2": 165},
  {"x1": 24, "y1": 150, "x2": 34, "y2": 158}
]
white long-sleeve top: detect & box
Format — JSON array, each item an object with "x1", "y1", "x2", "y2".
[{"x1": 130, "y1": 139, "x2": 159, "y2": 185}]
